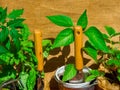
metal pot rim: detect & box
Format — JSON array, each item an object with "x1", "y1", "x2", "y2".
[{"x1": 55, "y1": 65, "x2": 97, "y2": 88}]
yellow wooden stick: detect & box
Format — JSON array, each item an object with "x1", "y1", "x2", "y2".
[
  {"x1": 74, "y1": 26, "x2": 83, "y2": 70},
  {"x1": 34, "y1": 30, "x2": 43, "y2": 71}
]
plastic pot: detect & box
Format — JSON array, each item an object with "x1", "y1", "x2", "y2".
[{"x1": 55, "y1": 66, "x2": 97, "y2": 90}]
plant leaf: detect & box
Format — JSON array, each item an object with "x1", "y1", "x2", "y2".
[
  {"x1": 27, "y1": 68, "x2": 36, "y2": 90},
  {"x1": 5, "y1": 39, "x2": 11, "y2": 50},
  {"x1": 7, "y1": 18, "x2": 25, "y2": 28},
  {"x1": 52, "y1": 28, "x2": 74, "y2": 49},
  {"x1": 21, "y1": 24, "x2": 31, "y2": 40},
  {"x1": 0, "y1": 45, "x2": 8, "y2": 54},
  {"x1": 42, "y1": 39, "x2": 52, "y2": 47},
  {"x1": 42, "y1": 40, "x2": 52, "y2": 58},
  {"x1": 83, "y1": 41, "x2": 97, "y2": 61},
  {"x1": 0, "y1": 26, "x2": 9, "y2": 43},
  {"x1": 0, "y1": 7, "x2": 7, "y2": 23},
  {"x1": 8, "y1": 9, "x2": 24, "y2": 19},
  {"x1": 77, "y1": 10, "x2": 88, "y2": 30},
  {"x1": 85, "y1": 75, "x2": 96, "y2": 82},
  {"x1": 106, "y1": 59, "x2": 120, "y2": 67},
  {"x1": 0, "y1": 66, "x2": 16, "y2": 84},
  {"x1": 62, "y1": 64, "x2": 77, "y2": 81},
  {"x1": 10, "y1": 29, "x2": 20, "y2": 50},
  {"x1": 104, "y1": 26, "x2": 116, "y2": 36},
  {"x1": 19, "y1": 72, "x2": 29, "y2": 90},
  {"x1": 47, "y1": 15, "x2": 73, "y2": 27},
  {"x1": 84, "y1": 26, "x2": 109, "y2": 53}
]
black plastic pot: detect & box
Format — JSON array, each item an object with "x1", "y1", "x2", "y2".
[{"x1": 55, "y1": 66, "x2": 97, "y2": 90}]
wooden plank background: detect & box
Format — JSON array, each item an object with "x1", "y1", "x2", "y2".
[{"x1": 1, "y1": 0, "x2": 120, "y2": 90}]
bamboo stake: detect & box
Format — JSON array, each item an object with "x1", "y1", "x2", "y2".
[
  {"x1": 34, "y1": 30, "x2": 43, "y2": 71},
  {"x1": 74, "y1": 26, "x2": 83, "y2": 70}
]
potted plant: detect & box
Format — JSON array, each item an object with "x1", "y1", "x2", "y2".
[
  {"x1": 46, "y1": 10, "x2": 97, "y2": 90},
  {"x1": 0, "y1": 7, "x2": 44, "y2": 90},
  {"x1": 83, "y1": 25, "x2": 120, "y2": 90}
]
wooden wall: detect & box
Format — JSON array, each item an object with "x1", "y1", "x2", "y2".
[{"x1": 1, "y1": 0, "x2": 120, "y2": 90}]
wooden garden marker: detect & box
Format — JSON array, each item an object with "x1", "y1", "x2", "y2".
[
  {"x1": 34, "y1": 30, "x2": 43, "y2": 72},
  {"x1": 74, "y1": 26, "x2": 83, "y2": 70}
]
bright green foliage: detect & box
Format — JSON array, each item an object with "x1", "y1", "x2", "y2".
[
  {"x1": 19, "y1": 72, "x2": 29, "y2": 90},
  {"x1": 104, "y1": 26, "x2": 116, "y2": 37},
  {"x1": 0, "y1": 46, "x2": 8, "y2": 54},
  {"x1": 0, "y1": 7, "x2": 38, "y2": 90},
  {"x1": 46, "y1": 10, "x2": 89, "y2": 82},
  {"x1": 84, "y1": 26, "x2": 109, "y2": 53},
  {"x1": 52, "y1": 28, "x2": 74, "y2": 49},
  {"x1": 83, "y1": 41, "x2": 97, "y2": 61},
  {"x1": 86, "y1": 70, "x2": 104, "y2": 82},
  {"x1": 42, "y1": 39, "x2": 52, "y2": 58},
  {"x1": 62, "y1": 64, "x2": 77, "y2": 81},
  {"x1": 7, "y1": 9, "x2": 24, "y2": 19},
  {"x1": 26, "y1": 68, "x2": 37, "y2": 90},
  {"x1": 84, "y1": 26, "x2": 120, "y2": 83},
  {"x1": 77, "y1": 10, "x2": 88, "y2": 30},
  {"x1": 0, "y1": 26, "x2": 9, "y2": 43},
  {"x1": 47, "y1": 10, "x2": 88, "y2": 49},
  {"x1": 46, "y1": 15, "x2": 73, "y2": 27},
  {"x1": 0, "y1": 7, "x2": 7, "y2": 23}
]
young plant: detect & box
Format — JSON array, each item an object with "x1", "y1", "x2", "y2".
[
  {"x1": 84, "y1": 26, "x2": 120, "y2": 84},
  {"x1": 0, "y1": 7, "x2": 39, "y2": 90},
  {"x1": 46, "y1": 10, "x2": 88, "y2": 82}
]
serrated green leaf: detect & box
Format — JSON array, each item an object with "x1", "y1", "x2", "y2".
[
  {"x1": 43, "y1": 51, "x2": 49, "y2": 58},
  {"x1": 0, "y1": 66, "x2": 16, "y2": 84},
  {"x1": 0, "y1": 7, "x2": 7, "y2": 23},
  {"x1": 83, "y1": 41, "x2": 97, "y2": 61},
  {"x1": 47, "y1": 15, "x2": 73, "y2": 27},
  {"x1": 0, "y1": 45, "x2": 8, "y2": 54},
  {"x1": 21, "y1": 24, "x2": 31, "y2": 40},
  {"x1": 5, "y1": 39, "x2": 11, "y2": 50},
  {"x1": 42, "y1": 39, "x2": 52, "y2": 47},
  {"x1": 86, "y1": 69, "x2": 104, "y2": 82},
  {"x1": 7, "y1": 18, "x2": 25, "y2": 28},
  {"x1": 42, "y1": 39, "x2": 52, "y2": 57},
  {"x1": 0, "y1": 73, "x2": 15, "y2": 84},
  {"x1": 84, "y1": 26, "x2": 108, "y2": 53},
  {"x1": 21, "y1": 40, "x2": 33, "y2": 48},
  {"x1": 8, "y1": 9, "x2": 24, "y2": 19},
  {"x1": 0, "y1": 26, "x2": 9, "y2": 43},
  {"x1": 10, "y1": 29, "x2": 20, "y2": 50},
  {"x1": 10, "y1": 28, "x2": 20, "y2": 40},
  {"x1": 104, "y1": 26, "x2": 116, "y2": 36},
  {"x1": 90, "y1": 70, "x2": 101, "y2": 76},
  {"x1": 62, "y1": 64, "x2": 77, "y2": 81},
  {"x1": 27, "y1": 69, "x2": 36, "y2": 90},
  {"x1": 52, "y1": 28, "x2": 74, "y2": 49},
  {"x1": 19, "y1": 72, "x2": 29, "y2": 90},
  {"x1": 77, "y1": 10, "x2": 88, "y2": 30},
  {"x1": 0, "y1": 53, "x2": 14, "y2": 65},
  {"x1": 14, "y1": 38, "x2": 20, "y2": 51},
  {"x1": 106, "y1": 59, "x2": 120, "y2": 67},
  {"x1": 85, "y1": 75, "x2": 96, "y2": 82}
]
